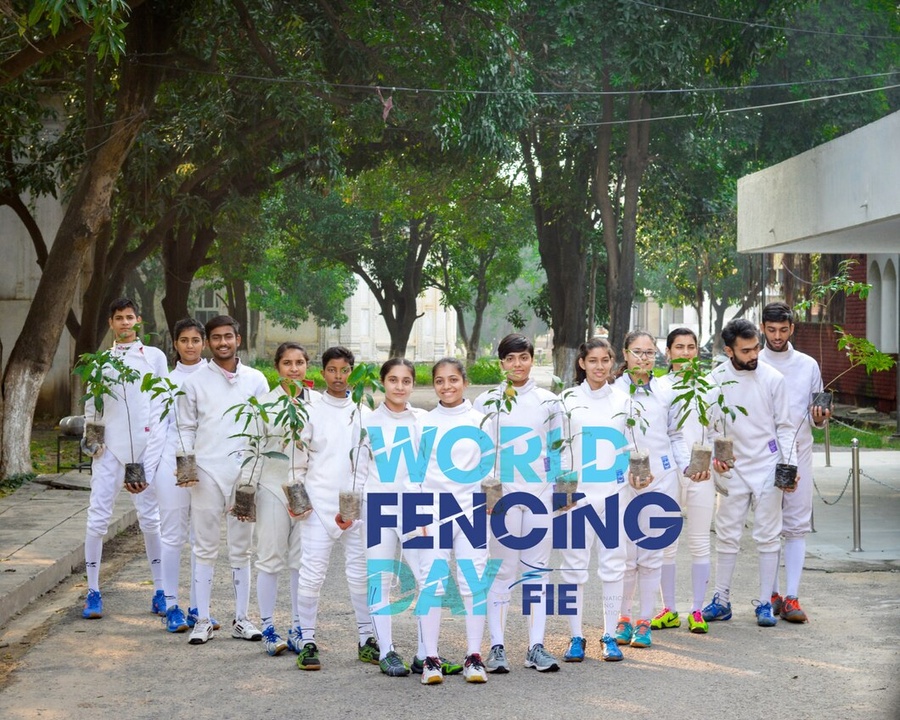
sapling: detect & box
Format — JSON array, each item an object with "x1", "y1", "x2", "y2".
[
  {"x1": 140, "y1": 374, "x2": 198, "y2": 486},
  {"x1": 339, "y1": 363, "x2": 383, "y2": 521},
  {"x1": 545, "y1": 384, "x2": 582, "y2": 511},
  {"x1": 478, "y1": 376, "x2": 518, "y2": 513},
  {"x1": 670, "y1": 356, "x2": 716, "y2": 476},
  {"x1": 618, "y1": 370, "x2": 652, "y2": 489},
  {"x1": 271, "y1": 380, "x2": 314, "y2": 519},
  {"x1": 227, "y1": 395, "x2": 284, "y2": 522}
]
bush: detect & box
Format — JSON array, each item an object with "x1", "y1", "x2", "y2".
[
  {"x1": 251, "y1": 360, "x2": 325, "y2": 391},
  {"x1": 467, "y1": 357, "x2": 504, "y2": 385},
  {"x1": 414, "y1": 363, "x2": 433, "y2": 386}
]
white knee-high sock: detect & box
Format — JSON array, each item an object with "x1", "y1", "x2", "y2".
[
  {"x1": 487, "y1": 589, "x2": 510, "y2": 647},
  {"x1": 690, "y1": 562, "x2": 710, "y2": 612},
  {"x1": 84, "y1": 533, "x2": 103, "y2": 592},
  {"x1": 143, "y1": 531, "x2": 163, "y2": 591},
  {"x1": 713, "y1": 552, "x2": 738, "y2": 602},
  {"x1": 463, "y1": 594, "x2": 484, "y2": 656},
  {"x1": 232, "y1": 565, "x2": 251, "y2": 620},
  {"x1": 783, "y1": 538, "x2": 806, "y2": 598},
  {"x1": 602, "y1": 578, "x2": 624, "y2": 637},
  {"x1": 296, "y1": 594, "x2": 319, "y2": 642},
  {"x1": 660, "y1": 563, "x2": 677, "y2": 611},
  {"x1": 758, "y1": 551, "x2": 780, "y2": 605},
  {"x1": 772, "y1": 546, "x2": 782, "y2": 595},
  {"x1": 160, "y1": 543, "x2": 182, "y2": 606},
  {"x1": 370, "y1": 574, "x2": 394, "y2": 658},
  {"x1": 290, "y1": 569, "x2": 300, "y2": 627},
  {"x1": 193, "y1": 561, "x2": 214, "y2": 620},
  {"x1": 419, "y1": 605, "x2": 441, "y2": 658},
  {"x1": 350, "y1": 591, "x2": 373, "y2": 644},
  {"x1": 568, "y1": 584, "x2": 584, "y2": 637},
  {"x1": 189, "y1": 536, "x2": 197, "y2": 609},
  {"x1": 639, "y1": 566, "x2": 662, "y2": 621},
  {"x1": 527, "y1": 585, "x2": 548, "y2": 648},
  {"x1": 257, "y1": 570, "x2": 279, "y2": 629},
  {"x1": 620, "y1": 567, "x2": 637, "y2": 618}
]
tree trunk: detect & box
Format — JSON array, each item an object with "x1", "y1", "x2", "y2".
[{"x1": 0, "y1": 5, "x2": 173, "y2": 479}]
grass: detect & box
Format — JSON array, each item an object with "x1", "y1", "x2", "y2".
[{"x1": 812, "y1": 422, "x2": 900, "y2": 449}]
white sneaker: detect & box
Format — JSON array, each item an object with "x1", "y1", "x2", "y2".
[
  {"x1": 463, "y1": 653, "x2": 488, "y2": 683},
  {"x1": 420, "y1": 656, "x2": 443, "y2": 685},
  {"x1": 189, "y1": 619, "x2": 213, "y2": 645},
  {"x1": 231, "y1": 617, "x2": 263, "y2": 641}
]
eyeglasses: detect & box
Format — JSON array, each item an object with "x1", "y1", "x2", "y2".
[
  {"x1": 325, "y1": 367, "x2": 351, "y2": 376},
  {"x1": 629, "y1": 350, "x2": 656, "y2": 359}
]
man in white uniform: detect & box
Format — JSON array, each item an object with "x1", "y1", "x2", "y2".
[
  {"x1": 81, "y1": 298, "x2": 168, "y2": 619},
  {"x1": 702, "y1": 318, "x2": 795, "y2": 627},
  {"x1": 178, "y1": 315, "x2": 269, "y2": 644},
  {"x1": 759, "y1": 302, "x2": 829, "y2": 623}
]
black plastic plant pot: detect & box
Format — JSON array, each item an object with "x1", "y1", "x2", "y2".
[
  {"x1": 685, "y1": 443, "x2": 712, "y2": 476},
  {"x1": 338, "y1": 490, "x2": 362, "y2": 521},
  {"x1": 481, "y1": 476, "x2": 505, "y2": 514},
  {"x1": 283, "y1": 482, "x2": 313, "y2": 519},
  {"x1": 175, "y1": 452, "x2": 198, "y2": 487},
  {"x1": 232, "y1": 485, "x2": 257, "y2": 522},
  {"x1": 774, "y1": 463, "x2": 798, "y2": 490},
  {"x1": 553, "y1": 471, "x2": 579, "y2": 511},
  {"x1": 811, "y1": 391, "x2": 833, "y2": 411},
  {"x1": 124, "y1": 462, "x2": 146, "y2": 488}
]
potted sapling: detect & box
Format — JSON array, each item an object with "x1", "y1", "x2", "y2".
[
  {"x1": 340, "y1": 363, "x2": 383, "y2": 522},
  {"x1": 623, "y1": 389, "x2": 652, "y2": 490},
  {"x1": 272, "y1": 380, "x2": 314, "y2": 519},
  {"x1": 73, "y1": 348, "x2": 146, "y2": 488},
  {"x1": 227, "y1": 395, "x2": 283, "y2": 522},
  {"x1": 710, "y1": 390, "x2": 748, "y2": 479},
  {"x1": 774, "y1": 421, "x2": 805, "y2": 491},
  {"x1": 479, "y1": 376, "x2": 518, "y2": 514},
  {"x1": 140, "y1": 374, "x2": 198, "y2": 486},
  {"x1": 670, "y1": 356, "x2": 717, "y2": 476},
  {"x1": 546, "y1": 385, "x2": 582, "y2": 511}
]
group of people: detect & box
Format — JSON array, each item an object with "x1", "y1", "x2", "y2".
[{"x1": 80, "y1": 297, "x2": 827, "y2": 686}]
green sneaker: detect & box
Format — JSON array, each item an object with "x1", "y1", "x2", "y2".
[
  {"x1": 358, "y1": 636, "x2": 380, "y2": 665},
  {"x1": 688, "y1": 609, "x2": 709, "y2": 634},
  {"x1": 379, "y1": 650, "x2": 410, "y2": 677},
  {"x1": 650, "y1": 608, "x2": 681, "y2": 629},
  {"x1": 410, "y1": 655, "x2": 463, "y2": 675},
  {"x1": 296, "y1": 642, "x2": 320, "y2": 670}
]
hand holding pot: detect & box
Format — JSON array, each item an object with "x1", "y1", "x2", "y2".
[
  {"x1": 628, "y1": 472, "x2": 653, "y2": 490},
  {"x1": 810, "y1": 404, "x2": 831, "y2": 426},
  {"x1": 124, "y1": 478, "x2": 148, "y2": 494},
  {"x1": 80, "y1": 437, "x2": 105, "y2": 459},
  {"x1": 687, "y1": 468, "x2": 711, "y2": 482},
  {"x1": 335, "y1": 513, "x2": 363, "y2": 532}
]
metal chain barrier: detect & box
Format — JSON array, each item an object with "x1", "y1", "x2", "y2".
[
  {"x1": 813, "y1": 470, "x2": 853, "y2": 506},
  {"x1": 859, "y1": 469, "x2": 900, "y2": 493}
]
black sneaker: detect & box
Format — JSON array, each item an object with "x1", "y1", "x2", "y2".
[
  {"x1": 296, "y1": 642, "x2": 321, "y2": 670},
  {"x1": 410, "y1": 655, "x2": 463, "y2": 675}
]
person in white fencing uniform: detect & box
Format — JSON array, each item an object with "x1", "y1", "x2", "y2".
[
  {"x1": 759, "y1": 302, "x2": 829, "y2": 623},
  {"x1": 177, "y1": 315, "x2": 269, "y2": 645},
  {"x1": 81, "y1": 298, "x2": 167, "y2": 620},
  {"x1": 473, "y1": 334, "x2": 563, "y2": 674},
  {"x1": 143, "y1": 317, "x2": 208, "y2": 633},
  {"x1": 614, "y1": 330, "x2": 693, "y2": 651},
  {"x1": 654, "y1": 328, "x2": 716, "y2": 635},
  {"x1": 702, "y1": 318, "x2": 796, "y2": 627},
  {"x1": 556, "y1": 337, "x2": 630, "y2": 663},
  {"x1": 243, "y1": 342, "x2": 321, "y2": 656},
  {"x1": 291, "y1": 346, "x2": 377, "y2": 671}
]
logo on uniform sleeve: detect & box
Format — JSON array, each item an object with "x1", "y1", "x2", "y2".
[
  {"x1": 768, "y1": 439, "x2": 778, "y2": 453},
  {"x1": 661, "y1": 455, "x2": 670, "y2": 470}
]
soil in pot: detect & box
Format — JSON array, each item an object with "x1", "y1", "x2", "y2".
[
  {"x1": 629, "y1": 451, "x2": 652, "y2": 488},
  {"x1": 685, "y1": 443, "x2": 712, "y2": 476},
  {"x1": 232, "y1": 485, "x2": 257, "y2": 522},
  {"x1": 714, "y1": 438, "x2": 735, "y2": 467},
  {"x1": 481, "y1": 476, "x2": 505, "y2": 514},
  {"x1": 124, "y1": 462, "x2": 147, "y2": 489},
  {"x1": 774, "y1": 463, "x2": 798, "y2": 491},
  {"x1": 283, "y1": 483, "x2": 313, "y2": 519},
  {"x1": 811, "y1": 391, "x2": 833, "y2": 411},
  {"x1": 175, "y1": 452, "x2": 198, "y2": 487},
  {"x1": 84, "y1": 420, "x2": 106, "y2": 448},
  {"x1": 553, "y1": 471, "x2": 579, "y2": 511},
  {"x1": 338, "y1": 490, "x2": 362, "y2": 521}
]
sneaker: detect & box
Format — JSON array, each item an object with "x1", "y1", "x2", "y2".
[
  {"x1": 187, "y1": 608, "x2": 220, "y2": 631},
  {"x1": 358, "y1": 636, "x2": 380, "y2": 665},
  {"x1": 379, "y1": 650, "x2": 410, "y2": 677},
  {"x1": 420, "y1": 656, "x2": 443, "y2": 685},
  {"x1": 485, "y1": 644, "x2": 510, "y2": 673},
  {"x1": 410, "y1": 656, "x2": 463, "y2": 675},
  {"x1": 296, "y1": 641, "x2": 320, "y2": 670},
  {"x1": 82, "y1": 589, "x2": 103, "y2": 619},
  {"x1": 151, "y1": 589, "x2": 167, "y2": 616},
  {"x1": 231, "y1": 617, "x2": 263, "y2": 641},
  {"x1": 463, "y1": 653, "x2": 488, "y2": 683},
  {"x1": 261, "y1": 626, "x2": 288, "y2": 656},
  {"x1": 165, "y1": 604, "x2": 189, "y2": 633},
  {"x1": 563, "y1": 636, "x2": 585, "y2": 662},
  {"x1": 630, "y1": 619, "x2": 652, "y2": 648},
  {"x1": 687, "y1": 609, "x2": 709, "y2": 634},
  {"x1": 701, "y1": 592, "x2": 732, "y2": 622},
  {"x1": 286, "y1": 626, "x2": 304, "y2": 653},
  {"x1": 780, "y1": 595, "x2": 808, "y2": 623},
  {"x1": 771, "y1": 592, "x2": 784, "y2": 617},
  {"x1": 188, "y1": 619, "x2": 213, "y2": 645},
  {"x1": 650, "y1": 607, "x2": 681, "y2": 629},
  {"x1": 614, "y1": 617, "x2": 633, "y2": 645},
  {"x1": 754, "y1": 601, "x2": 778, "y2": 627},
  {"x1": 524, "y1": 643, "x2": 560, "y2": 672},
  {"x1": 600, "y1": 634, "x2": 623, "y2": 662}
]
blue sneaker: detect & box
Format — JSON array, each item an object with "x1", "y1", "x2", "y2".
[
  {"x1": 151, "y1": 589, "x2": 167, "y2": 616},
  {"x1": 600, "y1": 634, "x2": 623, "y2": 662},
  {"x1": 702, "y1": 592, "x2": 732, "y2": 622},
  {"x1": 165, "y1": 604, "x2": 189, "y2": 633},
  {"x1": 614, "y1": 617, "x2": 634, "y2": 646},
  {"x1": 261, "y1": 626, "x2": 288, "y2": 655},
  {"x1": 754, "y1": 601, "x2": 778, "y2": 627},
  {"x1": 187, "y1": 607, "x2": 220, "y2": 631},
  {"x1": 563, "y1": 636, "x2": 585, "y2": 662},
  {"x1": 286, "y1": 626, "x2": 304, "y2": 653},
  {"x1": 82, "y1": 589, "x2": 103, "y2": 619}
]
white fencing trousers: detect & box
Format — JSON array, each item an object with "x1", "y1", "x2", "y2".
[
  {"x1": 297, "y1": 511, "x2": 368, "y2": 598},
  {"x1": 714, "y1": 474, "x2": 783, "y2": 555},
  {"x1": 86, "y1": 449, "x2": 160, "y2": 538},
  {"x1": 189, "y1": 467, "x2": 253, "y2": 566},
  {"x1": 155, "y1": 453, "x2": 191, "y2": 548},
  {"x1": 781, "y1": 441, "x2": 813, "y2": 539},
  {"x1": 255, "y1": 485, "x2": 302, "y2": 575}
]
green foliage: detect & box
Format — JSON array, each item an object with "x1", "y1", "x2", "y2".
[
  {"x1": 348, "y1": 363, "x2": 384, "y2": 412},
  {"x1": 17, "y1": 0, "x2": 130, "y2": 61},
  {"x1": 670, "y1": 357, "x2": 717, "y2": 434},
  {"x1": 414, "y1": 364, "x2": 433, "y2": 387},
  {"x1": 227, "y1": 396, "x2": 285, "y2": 477},
  {"x1": 140, "y1": 373, "x2": 186, "y2": 452},
  {"x1": 73, "y1": 349, "x2": 140, "y2": 418},
  {"x1": 467, "y1": 358, "x2": 504, "y2": 385},
  {"x1": 268, "y1": 381, "x2": 313, "y2": 480}
]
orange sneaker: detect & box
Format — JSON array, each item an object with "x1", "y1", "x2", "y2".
[{"x1": 780, "y1": 595, "x2": 808, "y2": 623}]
